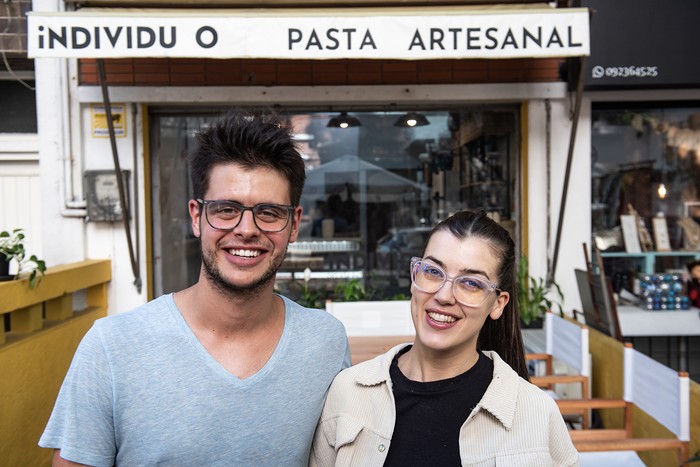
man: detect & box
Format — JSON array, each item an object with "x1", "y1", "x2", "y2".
[{"x1": 40, "y1": 111, "x2": 351, "y2": 466}]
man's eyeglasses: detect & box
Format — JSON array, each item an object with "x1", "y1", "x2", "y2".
[
  {"x1": 196, "y1": 199, "x2": 294, "y2": 233},
  {"x1": 410, "y1": 257, "x2": 501, "y2": 307}
]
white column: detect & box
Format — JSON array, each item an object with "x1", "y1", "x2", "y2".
[
  {"x1": 527, "y1": 97, "x2": 592, "y2": 313},
  {"x1": 33, "y1": 0, "x2": 86, "y2": 266}
]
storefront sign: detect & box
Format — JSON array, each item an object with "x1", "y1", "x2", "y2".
[
  {"x1": 27, "y1": 9, "x2": 589, "y2": 59},
  {"x1": 582, "y1": 0, "x2": 700, "y2": 89}
]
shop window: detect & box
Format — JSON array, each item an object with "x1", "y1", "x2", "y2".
[
  {"x1": 150, "y1": 109, "x2": 519, "y2": 301},
  {"x1": 0, "y1": 80, "x2": 37, "y2": 133},
  {"x1": 591, "y1": 105, "x2": 700, "y2": 279}
]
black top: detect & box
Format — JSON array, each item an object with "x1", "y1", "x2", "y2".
[{"x1": 383, "y1": 346, "x2": 494, "y2": 467}]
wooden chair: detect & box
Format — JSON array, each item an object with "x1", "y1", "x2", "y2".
[
  {"x1": 557, "y1": 344, "x2": 690, "y2": 466},
  {"x1": 526, "y1": 311, "x2": 592, "y2": 427},
  {"x1": 325, "y1": 300, "x2": 414, "y2": 364}
]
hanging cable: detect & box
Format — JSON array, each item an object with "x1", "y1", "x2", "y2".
[
  {"x1": 97, "y1": 59, "x2": 142, "y2": 293},
  {"x1": 549, "y1": 54, "x2": 588, "y2": 285},
  {"x1": 545, "y1": 99, "x2": 552, "y2": 279}
]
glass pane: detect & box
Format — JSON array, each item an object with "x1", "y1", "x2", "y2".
[
  {"x1": 591, "y1": 105, "x2": 700, "y2": 283},
  {"x1": 0, "y1": 81, "x2": 37, "y2": 133},
  {"x1": 150, "y1": 108, "x2": 519, "y2": 302},
  {"x1": 150, "y1": 114, "x2": 215, "y2": 296}
]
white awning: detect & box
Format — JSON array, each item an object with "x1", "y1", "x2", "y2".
[{"x1": 27, "y1": 6, "x2": 589, "y2": 60}]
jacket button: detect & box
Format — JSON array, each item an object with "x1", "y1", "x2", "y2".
[{"x1": 378, "y1": 444, "x2": 386, "y2": 452}]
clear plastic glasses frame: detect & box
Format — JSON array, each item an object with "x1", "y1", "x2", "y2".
[{"x1": 410, "y1": 256, "x2": 501, "y2": 307}]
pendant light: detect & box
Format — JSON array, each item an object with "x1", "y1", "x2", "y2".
[
  {"x1": 394, "y1": 112, "x2": 430, "y2": 128},
  {"x1": 327, "y1": 112, "x2": 361, "y2": 129}
]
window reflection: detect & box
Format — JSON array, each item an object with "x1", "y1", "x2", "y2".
[
  {"x1": 150, "y1": 109, "x2": 519, "y2": 302},
  {"x1": 592, "y1": 105, "x2": 700, "y2": 291},
  {"x1": 592, "y1": 106, "x2": 700, "y2": 251}
]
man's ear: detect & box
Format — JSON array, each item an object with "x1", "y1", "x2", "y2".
[
  {"x1": 188, "y1": 200, "x2": 202, "y2": 238},
  {"x1": 288, "y1": 206, "x2": 303, "y2": 243}
]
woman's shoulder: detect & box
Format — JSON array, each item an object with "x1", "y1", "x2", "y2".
[
  {"x1": 330, "y1": 344, "x2": 408, "y2": 390},
  {"x1": 514, "y1": 376, "x2": 562, "y2": 414},
  {"x1": 483, "y1": 350, "x2": 559, "y2": 410}
]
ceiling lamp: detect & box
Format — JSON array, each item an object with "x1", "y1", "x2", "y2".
[
  {"x1": 327, "y1": 112, "x2": 361, "y2": 129},
  {"x1": 394, "y1": 112, "x2": 430, "y2": 128}
]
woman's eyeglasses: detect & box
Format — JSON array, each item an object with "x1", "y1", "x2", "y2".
[{"x1": 410, "y1": 257, "x2": 501, "y2": 307}]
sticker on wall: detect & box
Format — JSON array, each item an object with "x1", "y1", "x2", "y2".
[{"x1": 91, "y1": 104, "x2": 127, "y2": 138}]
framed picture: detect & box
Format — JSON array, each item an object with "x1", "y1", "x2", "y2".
[
  {"x1": 684, "y1": 201, "x2": 700, "y2": 221},
  {"x1": 620, "y1": 215, "x2": 642, "y2": 253},
  {"x1": 652, "y1": 217, "x2": 671, "y2": 251}
]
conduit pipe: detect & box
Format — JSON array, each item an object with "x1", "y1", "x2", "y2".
[{"x1": 57, "y1": 55, "x2": 87, "y2": 218}]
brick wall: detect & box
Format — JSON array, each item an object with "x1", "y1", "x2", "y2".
[{"x1": 79, "y1": 57, "x2": 563, "y2": 86}]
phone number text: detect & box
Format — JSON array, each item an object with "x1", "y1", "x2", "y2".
[{"x1": 591, "y1": 66, "x2": 659, "y2": 79}]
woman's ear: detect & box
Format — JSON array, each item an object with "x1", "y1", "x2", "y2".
[{"x1": 488, "y1": 291, "x2": 509, "y2": 320}]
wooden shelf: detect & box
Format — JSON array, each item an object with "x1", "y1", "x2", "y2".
[{"x1": 599, "y1": 251, "x2": 700, "y2": 274}]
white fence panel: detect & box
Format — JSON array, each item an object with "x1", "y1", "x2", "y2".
[{"x1": 0, "y1": 134, "x2": 42, "y2": 268}]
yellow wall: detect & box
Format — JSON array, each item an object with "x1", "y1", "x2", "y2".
[
  {"x1": 0, "y1": 307, "x2": 105, "y2": 466},
  {"x1": 589, "y1": 329, "x2": 700, "y2": 466}
]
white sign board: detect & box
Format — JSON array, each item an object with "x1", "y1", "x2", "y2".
[
  {"x1": 27, "y1": 8, "x2": 590, "y2": 60},
  {"x1": 620, "y1": 214, "x2": 642, "y2": 254}
]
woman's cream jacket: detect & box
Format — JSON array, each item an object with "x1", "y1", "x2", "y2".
[{"x1": 310, "y1": 344, "x2": 579, "y2": 467}]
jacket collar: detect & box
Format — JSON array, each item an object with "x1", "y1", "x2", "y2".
[
  {"x1": 354, "y1": 346, "x2": 520, "y2": 430},
  {"x1": 474, "y1": 350, "x2": 520, "y2": 430},
  {"x1": 354, "y1": 343, "x2": 410, "y2": 387}
]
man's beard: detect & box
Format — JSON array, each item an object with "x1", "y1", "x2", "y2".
[{"x1": 200, "y1": 243, "x2": 286, "y2": 299}]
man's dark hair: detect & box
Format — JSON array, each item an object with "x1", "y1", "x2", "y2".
[{"x1": 189, "y1": 110, "x2": 306, "y2": 205}]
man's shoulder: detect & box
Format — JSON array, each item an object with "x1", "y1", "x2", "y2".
[
  {"x1": 284, "y1": 296, "x2": 345, "y2": 330},
  {"x1": 94, "y1": 294, "x2": 174, "y2": 332}
]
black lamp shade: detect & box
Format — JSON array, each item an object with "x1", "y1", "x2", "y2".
[
  {"x1": 327, "y1": 112, "x2": 361, "y2": 129},
  {"x1": 394, "y1": 112, "x2": 430, "y2": 127}
]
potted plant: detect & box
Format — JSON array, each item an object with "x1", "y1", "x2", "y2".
[
  {"x1": 0, "y1": 229, "x2": 46, "y2": 288},
  {"x1": 334, "y1": 278, "x2": 370, "y2": 302},
  {"x1": 517, "y1": 255, "x2": 563, "y2": 328},
  {"x1": 295, "y1": 268, "x2": 325, "y2": 309}
]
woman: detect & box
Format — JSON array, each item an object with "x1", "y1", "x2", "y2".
[{"x1": 310, "y1": 210, "x2": 578, "y2": 466}]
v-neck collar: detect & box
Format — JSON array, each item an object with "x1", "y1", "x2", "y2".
[{"x1": 165, "y1": 293, "x2": 291, "y2": 386}]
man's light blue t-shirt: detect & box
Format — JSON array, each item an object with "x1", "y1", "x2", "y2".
[{"x1": 40, "y1": 294, "x2": 350, "y2": 466}]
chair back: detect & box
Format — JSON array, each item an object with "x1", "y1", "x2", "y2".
[
  {"x1": 623, "y1": 344, "x2": 690, "y2": 442},
  {"x1": 546, "y1": 312, "x2": 590, "y2": 378}
]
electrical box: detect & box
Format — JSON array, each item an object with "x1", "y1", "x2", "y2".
[{"x1": 84, "y1": 170, "x2": 130, "y2": 222}]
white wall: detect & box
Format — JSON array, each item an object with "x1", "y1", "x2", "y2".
[
  {"x1": 34, "y1": 0, "x2": 87, "y2": 270},
  {"x1": 33, "y1": 0, "x2": 149, "y2": 313},
  {"x1": 527, "y1": 97, "x2": 592, "y2": 314},
  {"x1": 81, "y1": 104, "x2": 149, "y2": 314}
]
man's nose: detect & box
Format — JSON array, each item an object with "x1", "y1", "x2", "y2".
[{"x1": 234, "y1": 209, "x2": 260, "y2": 234}]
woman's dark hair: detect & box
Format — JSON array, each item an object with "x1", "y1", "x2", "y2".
[
  {"x1": 425, "y1": 209, "x2": 529, "y2": 380},
  {"x1": 188, "y1": 109, "x2": 306, "y2": 205}
]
